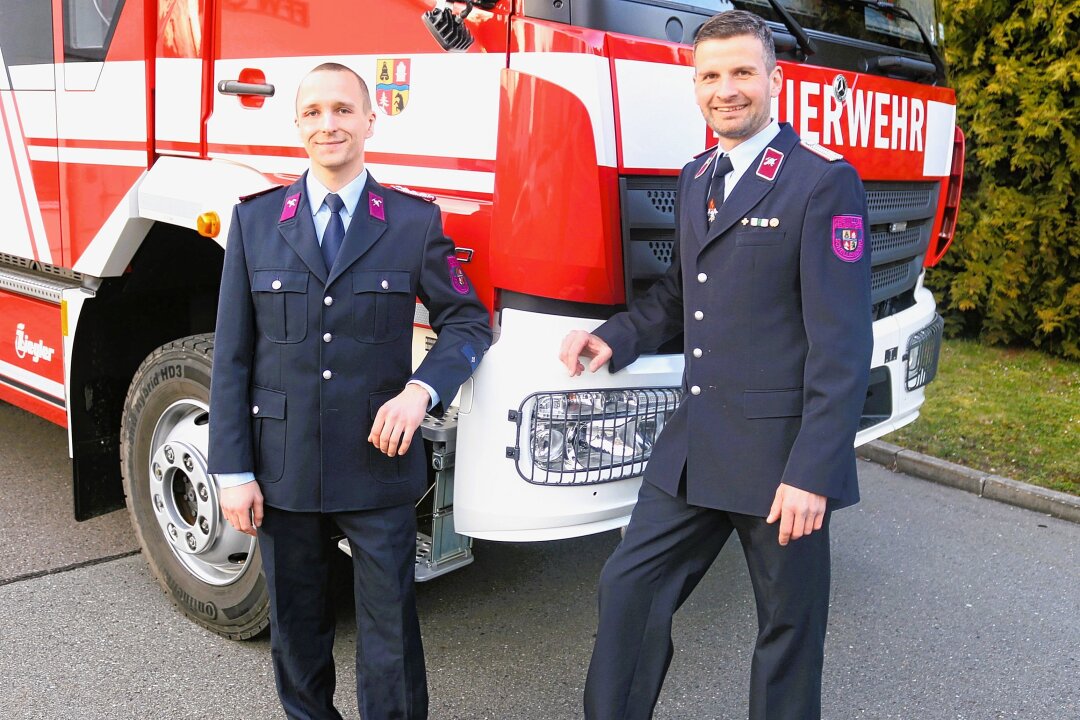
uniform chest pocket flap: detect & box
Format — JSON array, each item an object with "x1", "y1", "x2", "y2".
[
  {"x1": 735, "y1": 230, "x2": 786, "y2": 247},
  {"x1": 353, "y1": 270, "x2": 413, "y2": 344},
  {"x1": 252, "y1": 270, "x2": 308, "y2": 343}
]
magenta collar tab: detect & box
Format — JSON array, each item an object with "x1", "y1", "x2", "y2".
[
  {"x1": 694, "y1": 150, "x2": 716, "y2": 179},
  {"x1": 369, "y1": 192, "x2": 386, "y2": 222},
  {"x1": 280, "y1": 192, "x2": 301, "y2": 222},
  {"x1": 755, "y1": 147, "x2": 785, "y2": 181}
]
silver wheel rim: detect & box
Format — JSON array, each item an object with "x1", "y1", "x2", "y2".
[{"x1": 148, "y1": 399, "x2": 255, "y2": 586}]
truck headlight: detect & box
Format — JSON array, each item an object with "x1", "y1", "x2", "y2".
[{"x1": 513, "y1": 388, "x2": 682, "y2": 485}]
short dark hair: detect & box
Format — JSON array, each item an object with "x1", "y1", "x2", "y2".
[
  {"x1": 297, "y1": 62, "x2": 372, "y2": 113},
  {"x1": 694, "y1": 10, "x2": 776, "y2": 71}
]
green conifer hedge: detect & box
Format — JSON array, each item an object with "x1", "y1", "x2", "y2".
[{"x1": 933, "y1": 0, "x2": 1080, "y2": 357}]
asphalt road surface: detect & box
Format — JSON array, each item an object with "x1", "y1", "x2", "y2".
[{"x1": 1, "y1": 401, "x2": 1077, "y2": 719}]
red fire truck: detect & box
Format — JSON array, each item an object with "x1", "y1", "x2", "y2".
[{"x1": 0, "y1": 0, "x2": 962, "y2": 638}]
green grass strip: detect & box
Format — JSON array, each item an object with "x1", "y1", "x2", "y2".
[{"x1": 890, "y1": 339, "x2": 1079, "y2": 496}]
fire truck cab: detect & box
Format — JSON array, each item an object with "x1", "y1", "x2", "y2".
[{"x1": 0, "y1": 0, "x2": 962, "y2": 638}]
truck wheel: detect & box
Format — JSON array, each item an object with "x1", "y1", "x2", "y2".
[{"x1": 120, "y1": 334, "x2": 269, "y2": 639}]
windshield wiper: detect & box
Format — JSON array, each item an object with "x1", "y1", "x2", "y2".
[
  {"x1": 766, "y1": 0, "x2": 817, "y2": 58},
  {"x1": 828, "y1": 0, "x2": 946, "y2": 81}
]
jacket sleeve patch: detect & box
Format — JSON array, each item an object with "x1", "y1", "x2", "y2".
[
  {"x1": 832, "y1": 215, "x2": 865, "y2": 262},
  {"x1": 446, "y1": 255, "x2": 471, "y2": 295},
  {"x1": 461, "y1": 343, "x2": 480, "y2": 370}
]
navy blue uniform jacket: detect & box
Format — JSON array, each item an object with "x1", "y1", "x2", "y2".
[
  {"x1": 595, "y1": 124, "x2": 873, "y2": 516},
  {"x1": 207, "y1": 173, "x2": 491, "y2": 512}
]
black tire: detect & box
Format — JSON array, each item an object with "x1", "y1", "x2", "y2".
[{"x1": 120, "y1": 334, "x2": 269, "y2": 639}]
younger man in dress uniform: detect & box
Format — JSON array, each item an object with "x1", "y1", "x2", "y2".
[
  {"x1": 560, "y1": 11, "x2": 873, "y2": 720},
  {"x1": 208, "y1": 63, "x2": 490, "y2": 720}
]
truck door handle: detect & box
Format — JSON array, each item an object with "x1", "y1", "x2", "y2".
[{"x1": 217, "y1": 80, "x2": 275, "y2": 97}]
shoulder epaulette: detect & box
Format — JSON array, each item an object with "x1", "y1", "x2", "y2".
[
  {"x1": 800, "y1": 141, "x2": 843, "y2": 162},
  {"x1": 390, "y1": 185, "x2": 437, "y2": 203},
  {"x1": 238, "y1": 185, "x2": 282, "y2": 202}
]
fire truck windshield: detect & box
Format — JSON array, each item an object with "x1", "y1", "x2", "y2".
[{"x1": 676, "y1": 1, "x2": 939, "y2": 49}]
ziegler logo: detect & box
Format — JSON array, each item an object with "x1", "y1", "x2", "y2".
[{"x1": 15, "y1": 323, "x2": 55, "y2": 363}]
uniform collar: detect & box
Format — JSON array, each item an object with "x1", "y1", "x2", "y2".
[
  {"x1": 714, "y1": 120, "x2": 781, "y2": 180},
  {"x1": 305, "y1": 168, "x2": 369, "y2": 218}
]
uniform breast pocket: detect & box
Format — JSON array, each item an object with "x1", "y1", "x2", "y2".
[
  {"x1": 735, "y1": 230, "x2": 786, "y2": 247},
  {"x1": 251, "y1": 270, "x2": 308, "y2": 343},
  {"x1": 352, "y1": 270, "x2": 413, "y2": 344}
]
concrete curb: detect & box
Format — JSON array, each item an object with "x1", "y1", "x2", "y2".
[{"x1": 857, "y1": 440, "x2": 1080, "y2": 524}]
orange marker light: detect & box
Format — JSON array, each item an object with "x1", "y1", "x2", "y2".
[{"x1": 197, "y1": 211, "x2": 221, "y2": 238}]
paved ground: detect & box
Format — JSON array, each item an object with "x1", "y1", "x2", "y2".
[{"x1": 1, "y1": 401, "x2": 1077, "y2": 719}]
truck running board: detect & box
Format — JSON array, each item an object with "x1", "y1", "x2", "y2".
[
  {"x1": 0, "y1": 259, "x2": 82, "y2": 304},
  {"x1": 336, "y1": 407, "x2": 474, "y2": 581}
]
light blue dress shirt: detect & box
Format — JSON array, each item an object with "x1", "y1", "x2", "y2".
[{"x1": 711, "y1": 120, "x2": 781, "y2": 201}]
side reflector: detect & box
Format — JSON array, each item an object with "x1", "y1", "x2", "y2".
[
  {"x1": 197, "y1": 211, "x2": 221, "y2": 238},
  {"x1": 61, "y1": 299, "x2": 69, "y2": 337},
  {"x1": 926, "y1": 127, "x2": 965, "y2": 266}
]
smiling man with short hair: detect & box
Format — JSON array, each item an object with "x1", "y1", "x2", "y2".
[
  {"x1": 560, "y1": 10, "x2": 873, "y2": 719},
  {"x1": 209, "y1": 63, "x2": 491, "y2": 720}
]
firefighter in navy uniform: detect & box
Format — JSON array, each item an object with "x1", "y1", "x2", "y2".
[
  {"x1": 559, "y1": 12, "x2": 872, "y2": 720},
  {"x1": 208, "y1": 63, "x2": 490, "y2": 720}
]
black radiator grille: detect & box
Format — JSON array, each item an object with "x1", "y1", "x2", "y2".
[{"x1": 620, "y1": 176, "x2": 941, "y2": 317}]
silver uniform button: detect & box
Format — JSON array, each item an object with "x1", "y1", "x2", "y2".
[
  {"x1": 690, "y1": 385, "x2": 701, "y2": 395},
  {"x1": 322, "y1": 370, "x2": 332, "y2": 380},
  {"x1": 323, "y1": 332, "x2": 332, "y2": 343},
  {"x1": 324, "y1": 296, "x2": 333, "y2": 306},
  {"x1": 252, "y1": 405, "x2": 260, "y2": 415},
  {"x1": 381, "y1": 279, "x2": 389, "y2": 290},
  {"x1": 694, "y1": 310, "x2": 704, "y2": 321},
  {"x1": 271, "y1": 279, "x2": 282, "y2": 290},
  {"x1": 692, "y1": 348, "x2": 703, "y2": 358},
  {"x1": 697, "y1": 272, "x2": 707, "y2": 283}
]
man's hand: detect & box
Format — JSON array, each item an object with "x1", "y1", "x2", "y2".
[
  {"x1": 766, "y1": 483, "x2": 827, "y2": 546},
  {"x1": 221, "y1": 482, "x2": 264, "y2": 537},
  {"x1": 559, "y1": 330, "x2": 613, "y2": 376},
  {"x1": 369, "y1": 383, "x2": 430, "y2": 457}
]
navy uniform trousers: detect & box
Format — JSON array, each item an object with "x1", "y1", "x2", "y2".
[
  {"x1": 583, "y1": 477, "x2": 831, "y2": 720},
  {"x1": 259, "y1": 503, "x2": 426, "y2": 720}
]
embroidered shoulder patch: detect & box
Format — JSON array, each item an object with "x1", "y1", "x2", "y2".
[
  {"x1": 832, "y1": 215, "x2": 865, "y2": 262},
  {"x1": 390, "y1": 185, "x2": 437, "y2": 203},
  {"x1": 446, "y1": 256, "x2": 470, "y2": 295},
  {"x1": 279, "y1": 192, "x2": 301, "y2": 222},
  {"x1": 801, "y1": 141, "x2": 843, "y2": 162}
]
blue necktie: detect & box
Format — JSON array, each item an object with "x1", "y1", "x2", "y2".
[
  {"x1": 321, "y1": 193, "x2": 345, "y2": 270},
  {"x1": 707, "y1": 154, "x2": 734, "y2": 224}
]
